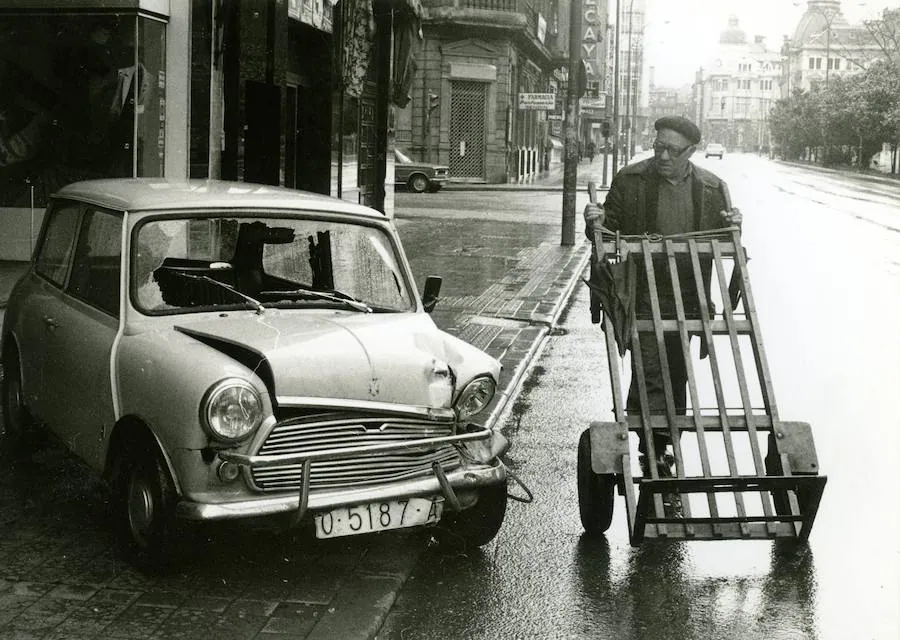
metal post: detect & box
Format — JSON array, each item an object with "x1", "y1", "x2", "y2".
[
  {"x1": 624, "y1": 0, "x2": 633, "y2": 165},
  {"x1": 561, "y1": 0, "x2": 583, "y2": 246},
  {"x1": 611, "y1": 0, "x2": 620, "y2": 174}
]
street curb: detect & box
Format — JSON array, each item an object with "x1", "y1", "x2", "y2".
[{"x1": 483, "y1": 244, "x2": 591, "y2": 430}]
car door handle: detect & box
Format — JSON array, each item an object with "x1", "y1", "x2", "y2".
[{"x1": 43, "y1": 315, "x2": 60, "y2": 329}]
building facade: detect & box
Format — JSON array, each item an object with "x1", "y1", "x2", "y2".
[
  {"x1": 692, "y1": 16, "x2": 783, "y2": 153},
  {"x1": 0, "y1": 0, "x2": 417, "y2": 259},
  {"x1": 394, "y1": 0, "x2": 609, "y2": 184},
  {"x1": 781, "y1": 0, "x2": 879, "y2": 94}
]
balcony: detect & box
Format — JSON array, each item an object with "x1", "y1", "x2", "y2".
[{"x1": 421, "y1": 0, "x2": 560, "y2": 65}]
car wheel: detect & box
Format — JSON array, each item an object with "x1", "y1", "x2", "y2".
[
  {"x1": 439, "y1": 481, "x2": 507, "y2": 548},
  {"x1": 1, "y1": 350, "x2": 36, "y2": 453},
  {"x1": 408, "y1": 174, "x2": 429, "y2": 193},
  {"x1": 577, "y1": 428, "x2": 615, "y2": 534},
  {"x1": 113, "y1": 435, "x2": 179, "y2": 562}
]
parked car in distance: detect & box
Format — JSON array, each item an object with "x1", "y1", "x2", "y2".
[
  {"x1": 1, "y1": 179, "x2": 508, "y2": 562},
  {"x1": 705, "y1": 143, "x2": 725, "y2": 159},
  {"x1": 394, "y1": 148, "x2": 449, "y2": 193}
]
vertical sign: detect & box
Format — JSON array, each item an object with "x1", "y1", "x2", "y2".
[{"x1": 582, "y1": 0, "x2": 608, "y2": 90}]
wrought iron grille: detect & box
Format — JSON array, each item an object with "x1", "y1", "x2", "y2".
[{"x1": 449, "y1": 81, "x2": 487, "y2": 179}]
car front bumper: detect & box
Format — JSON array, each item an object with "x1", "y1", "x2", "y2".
[{"x1": 175, "y1": 425, "x2": 507, "y2": 523}]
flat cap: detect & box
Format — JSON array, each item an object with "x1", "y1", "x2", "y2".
[{"x1": 654, "y1": 116, "x2": 701, "y2": 145}]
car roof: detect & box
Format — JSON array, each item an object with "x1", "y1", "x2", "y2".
[{"x1": 53, "y1": 179, "x2": 385, "y2": 219}]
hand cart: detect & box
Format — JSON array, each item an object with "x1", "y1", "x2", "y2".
[{"x1": 578, "y1": 183, "x2": 826, "y2": 545}]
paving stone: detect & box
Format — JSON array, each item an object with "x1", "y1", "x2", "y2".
[
  {"x1": 134, "y1": 589, "x2": 187, "y2": 609},
  {"x1": 225, "y1": 598, "x2": 280, "y2": 618},
  {"x1": 104, "y1": 603, "x2": 173, "y2": 639},
  {"x1": 8, "y1": 595, "x2": 81, "y2": 632},
  {"x1": 10, "y1": 582, "x2": 54, "y2": 598},
  {"x1": 261, "y1": 602, "x2": 324, "y2": 636},
  {"x1": 48, "y1": 583, "x2": 100, "y2": 601}
]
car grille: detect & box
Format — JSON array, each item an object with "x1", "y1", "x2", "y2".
[{"x1": 251, "y1": 411, "x2": 461, "y2": 492}]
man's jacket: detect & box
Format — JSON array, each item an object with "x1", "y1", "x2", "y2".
[
  {"x1": 599, "y1": 157, "x2": 730, "y2": 235},
  {"x1": 587, "y1": 157, "x2": 732, "y2": 329}
]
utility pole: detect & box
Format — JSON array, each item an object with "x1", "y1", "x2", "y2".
[
  {"x1": 611, "y1": 0, "x2": 620, "y2": 174},
  {"x1": 561, "y1": 0, "x2": 584, "y2": 246}
]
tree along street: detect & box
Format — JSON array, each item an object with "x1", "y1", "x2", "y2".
[{"x1": 380, "y1": 154, "x2": 900, "y2": 640}]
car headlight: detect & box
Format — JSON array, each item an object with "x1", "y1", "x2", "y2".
[
  {"x1": 454, "y1": 376, "x2": 496, "y2": 421},
  {"x1": 201, "y1": 379, "x2": 264, "y2": 442}
]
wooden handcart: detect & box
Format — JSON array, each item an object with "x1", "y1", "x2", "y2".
[{"x1": 578, "y1": 186, "x2": 827, "y2": 545}]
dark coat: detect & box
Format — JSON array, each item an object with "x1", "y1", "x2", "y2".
[
  {"x1": 599, "y1": 157, "x2": 730, "y2": 235},
  {"x1": 588, "y1": 157, "x2": 732, "y2": 323}
]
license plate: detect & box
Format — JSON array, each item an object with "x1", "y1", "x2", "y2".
[{"x1": 314, "y1": 497, "x2": 443, "y2": 539}]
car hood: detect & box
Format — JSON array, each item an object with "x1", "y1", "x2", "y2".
[{"x1": 173, "y1": 311, "x2": 498, "y2": 409}]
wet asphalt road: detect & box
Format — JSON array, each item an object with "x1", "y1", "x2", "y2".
[{"x1": 379, "y1": 155, "x2": 900, "y2": 640}]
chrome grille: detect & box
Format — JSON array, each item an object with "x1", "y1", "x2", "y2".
[{"x1": 252, "y1": 413, "x2": 461, "y2": 491}]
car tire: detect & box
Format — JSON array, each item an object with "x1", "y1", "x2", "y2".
[
  {"x1": 1, "y1": 350, "x2": 36, "y2": 454},
  {"x1": 408, "y1": 174, "x2": 429, "y2": 193},
  {"x1": 577, "y1": 428, "x2": 615, "y2": 534},
  {"x1": 112, "y1": 434, "x2": 180, "y2": 563},
  {"x1": 438, "y1": 481, "x2": 507, "y2": 548}
]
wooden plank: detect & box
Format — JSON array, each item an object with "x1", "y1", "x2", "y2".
[
  {"x1": 620, "y1": 415, "x2": 797, "y2": 432},
  {"x1": 632, "y1": 318, "x2": 753, "y2": 332},
  {"x1": 629, "y1": 326, "x2": 669, "y2": 523},
  {"x1": 730, "y1": 228, "x2": 781, "y2": 421},
  {"x1": 688, "y1": 240, "x2": 748, "y2": 520},
  {"x1": 664, "y1": 238, "x2": 715, "y2": 526},
  {"x1": 602, "y1": 312, "x2": 626, "y2": 422}
]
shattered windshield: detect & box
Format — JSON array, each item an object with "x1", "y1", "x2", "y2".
[{"x1": 132, "y1": 215, "x2": 414, "y2": 315}]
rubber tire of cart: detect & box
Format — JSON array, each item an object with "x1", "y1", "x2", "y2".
[
  {"x1": 765, "y1": 432, "x2": 814, "y2": 517},
  {"x1": 577, "y1": 428, "x2": 615, "y2": 534},
  {"x1": 437, "y1": 481, "x2": 508, "y2": 548}
]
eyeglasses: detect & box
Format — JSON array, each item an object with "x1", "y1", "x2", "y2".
[{"x1": 652, "y1": 141, "x2": 692, "y2": 157}]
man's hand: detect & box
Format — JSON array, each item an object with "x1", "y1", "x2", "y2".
[
  {"x1": 720, "y1": 207, "x2": 742, "y2": 228},
  {"x1": 583, "y1": 203, "x2": 605, "y2": 232}
]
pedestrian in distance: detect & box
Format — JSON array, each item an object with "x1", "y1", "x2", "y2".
[
  {"x1": 583, "y1": 115, "x2": 743, "y2": 482},
  {"x1": 586, "y1": 140, "x2": 596, "y2": 163}
]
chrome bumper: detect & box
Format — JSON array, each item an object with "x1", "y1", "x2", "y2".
[{"x1": 176, "y1": 424, "x2": 507, "y2": 523}]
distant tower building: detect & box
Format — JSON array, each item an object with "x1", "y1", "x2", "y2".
[
  {"x1": 692, "y1": 16, "x2": 783, "y2": 153},
  {"x1": 782, "y1": 0, "x2": 878, "y2": 94}
]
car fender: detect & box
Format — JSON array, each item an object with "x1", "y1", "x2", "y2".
[{"x1": 115, "y1": 327, "x2": 274, "y2": 454}]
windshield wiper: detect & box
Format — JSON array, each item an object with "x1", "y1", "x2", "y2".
[
  {"x1": 177, "y1": 272, "x2": 266, "y2": 314},
  {"x1": 259, "y1": 286, "x2": 372, "y2": 313}
]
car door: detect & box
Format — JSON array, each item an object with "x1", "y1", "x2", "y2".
[
  {"x1": 22, "y1": 201, "x2": 83, "y2": 424},
  {"x1": 39, "y1": 206, "x2": 122, "y2": 469}
]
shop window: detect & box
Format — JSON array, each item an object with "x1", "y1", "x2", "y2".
[{"x1": 0, "y1": 12, "x2": 165, "y2": 208}]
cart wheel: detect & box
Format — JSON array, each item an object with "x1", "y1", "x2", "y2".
[{"x1": 577, "y1": 428, "x2": 615, "y2": 534}]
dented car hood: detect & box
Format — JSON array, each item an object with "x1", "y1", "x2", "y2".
[{"x1": 173, "y1": 311, "x2": 499, "y2": 408}]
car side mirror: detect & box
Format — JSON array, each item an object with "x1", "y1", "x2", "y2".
[{"x1": 422, "y1": 275, "x2": 442, "y2": 313}]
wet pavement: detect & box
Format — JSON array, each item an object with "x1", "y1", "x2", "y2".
[{"x1": 0, "y1": 180, "x2": 592, "y2": 639}]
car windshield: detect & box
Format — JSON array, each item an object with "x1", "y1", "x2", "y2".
[
  {"x1": 395, "y1": 149, "x2": 413, "y2": 164},
  {"x1": 132, "y1": 215, "x2": 414, "y2": 315}
]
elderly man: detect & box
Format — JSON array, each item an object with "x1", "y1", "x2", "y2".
[{"x1": 584, "y1": 116, "x2": 743, "y2": 480}]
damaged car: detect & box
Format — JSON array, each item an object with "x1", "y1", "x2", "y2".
[{"x1": 1, "y1": 179, "x2": 507, "y2": 560}]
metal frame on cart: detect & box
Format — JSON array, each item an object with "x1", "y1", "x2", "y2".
[{"x1": 578, "y1": 220, "x2": 827, "y2": 546}]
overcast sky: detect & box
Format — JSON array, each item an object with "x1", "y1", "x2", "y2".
[{"x1": 640, "y1": 0, "x2": 896, "y2": 87}]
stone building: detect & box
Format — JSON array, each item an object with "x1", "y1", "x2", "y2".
[
  {"x1": 781, "y1": 0, "x2": 879, "y2": 94},
  {"x1": 691, "y1": 16, "x2": 783, "y2": 153},
  {"x1": 394, "y1": 0, "x2": 610, "y2": 183}
]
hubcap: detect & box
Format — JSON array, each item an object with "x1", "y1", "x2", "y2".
[
  {"x1": 127, "y1": 471, "x2": 155, "y2": 545},
  {"x1": 4, "y1": 370, "x2": 23, "y2": 436}
]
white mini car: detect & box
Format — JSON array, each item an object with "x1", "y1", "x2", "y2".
[{"x1": 1, "y1": 179, "x2": 507, "y2": 561}]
